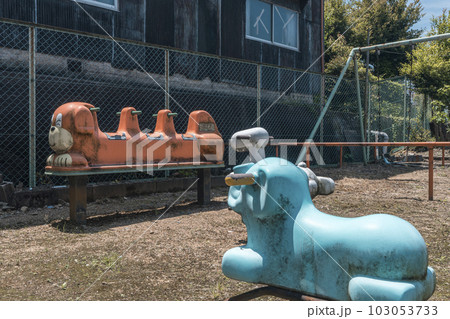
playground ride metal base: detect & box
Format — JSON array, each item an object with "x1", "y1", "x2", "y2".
[{"x1": 227, "y1": 286, "x2": 325, "y2": 301}]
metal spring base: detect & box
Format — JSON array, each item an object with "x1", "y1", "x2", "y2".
[{"x1": 227, "y1": 286, "x2": 325, "y2": 301}]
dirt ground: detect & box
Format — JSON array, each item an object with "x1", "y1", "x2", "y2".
[{"x1": 0, "y1": 155, "x2": 448, "y2": 301}]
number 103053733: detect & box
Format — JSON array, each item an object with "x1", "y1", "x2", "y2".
[{"x1": 368, "y1": 305, "x2": 438, "y2": 316}]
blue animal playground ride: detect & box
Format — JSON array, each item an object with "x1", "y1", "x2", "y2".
[{"x1": 223, "y1": 157, "x2": 435, "y2": 301}]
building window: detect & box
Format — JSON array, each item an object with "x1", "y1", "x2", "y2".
[
  {"x1": 273, "y1": 5, "x2": 298, "y2": 49},
  {"x1": 246, "y1": 0, "x2": 272, "y2": 43},
  {"x1": 246, "y1": 0, "x2": 298, "y2": 51},
  {"x1": 73, "y1": 0, "x2": 119, "y2": 11}
]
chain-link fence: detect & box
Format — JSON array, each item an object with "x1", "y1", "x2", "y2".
[
  {"x1": 0, "y1": 20, "x2": 427, "y2": 188},
  {"x1": 368, "y1": 76, "x2": 431, "y2": 144}
]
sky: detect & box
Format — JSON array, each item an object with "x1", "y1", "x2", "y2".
[{"x1": 412, "y1": 0, "x2": 447, "y2": 33}]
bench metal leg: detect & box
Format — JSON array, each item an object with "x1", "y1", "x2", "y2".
[
  {"x1": 197, "y1": 168, "x2": 211, "y2": 205},
  {"x1": 68, "y1": 176, "x2": 87, "y2": 224}
]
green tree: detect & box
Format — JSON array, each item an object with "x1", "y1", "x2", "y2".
[
  {"x1": 324, "y1": 35, "x2": 353, "y2": 75},
  {"x1": 401, "y1": 10, "x2": 450, "y2": 140},
  {"x1": 350, "y1": 0, "x2": 423, "y2": 45},
  {"x1": 323, "y1": 0, "x2": 365, "y2": 77},
  {"x1": 350, "y1": 0, "x2": 423, "y2": 77},
  {"x1": 324, "y1": 0, "x2": 352, "y2": 68},
  {"x1": 324, "y1": 0, "x2": 423, "y2": 77}
]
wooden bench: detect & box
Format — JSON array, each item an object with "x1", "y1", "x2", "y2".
[{"x1": 46, "y1": 163, "x2": 223, "y2": 224}]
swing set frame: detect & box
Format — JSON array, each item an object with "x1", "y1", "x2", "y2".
[{"x1": 307, "y1": 32, "x2": 450, "y2": 165}]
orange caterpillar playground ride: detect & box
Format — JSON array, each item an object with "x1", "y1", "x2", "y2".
[{"x1": 46, "y1": 102, "x2": 224, "y2": 173}]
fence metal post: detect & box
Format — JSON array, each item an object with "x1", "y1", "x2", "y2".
[
  {"x1": 367, "y1": 82, "x2": 371, "y2": 159},
  {"x1": 165, "y1": 49, "x2": 170, "y2": 109},
  {"x1": 29, "y1": 26, "x2": 36, "y2": 188},
  {"x1": 306, "y1": 144, "x2": 310, "y2": 168},
  {"x1": 354, "y1": 55, "x2": 367, "y2": 165},
  {"x1": 164, "y1": 50, "x2": 170, "y2": 178},
  {"x1": 364, "y1": 29, "x2": 370, "y2": 151},
  {"x1": 257, "y1": 64, "x2": 261, "y2": 127},
  {"x1": 423, "y1": 94, "x2": 427, "y2": 129},
  {"x1": 428, "y1": 147, "x2": 434, "y2": 201},
  {"x1": 403, "y1": 76, "x2": 407, "y2": 142},
  {"x1": 320, "y1": 74, "x2": 325, "y2": 158}
]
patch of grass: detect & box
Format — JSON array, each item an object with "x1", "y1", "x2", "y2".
[
  {"x1": 210, "y1": 281, "x2": 225, "y2": 300},
  {"x1": 74, "y1": 253, "x2": 122, "y2": 273}
]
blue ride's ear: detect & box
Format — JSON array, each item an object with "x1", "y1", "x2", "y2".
[
  {"x1": 256, "y1": 168, "x2": 266, "y2": 186},
  {"x1": 255, "y1": 167, "x2": 277, "y2": 217}
]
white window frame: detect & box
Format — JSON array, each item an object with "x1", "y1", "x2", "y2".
[
  {"x1": 73, "y1": 0, "x2": 119, "y2": 11},
  {"x1": 245, "y1": 0, "x2": 299, "y2": 51},
  {"x1": 272, "y1": 4, "x2": 299, "y2": 51}
]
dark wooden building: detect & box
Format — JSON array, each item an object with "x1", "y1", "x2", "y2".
[
  {"x1": 0, "y1": 0, "x2": 329, "y2": 187},
  {"x1": 0, "y1": 0, "x2": 324, "y2": 71}
]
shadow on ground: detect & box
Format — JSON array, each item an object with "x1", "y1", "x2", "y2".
[{"x1": 50, "y1": 200, "x2": 229, "y2": 234}]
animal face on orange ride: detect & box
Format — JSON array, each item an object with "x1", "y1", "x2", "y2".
[
  {"x1": 46, "y1": 102, "x2": 224, "y2": 171},
  {"x1": 47, "y1": 102, "x2": 97, "y2": 168}
]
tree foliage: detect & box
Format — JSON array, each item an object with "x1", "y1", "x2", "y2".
[
  {"x1": 400, "y1": 10, "x2": 450, "y2": 128},
  {"x1": 324, "y1": 0, "x2": 353, "y2": 76},
  {"x1": 324, "y1": 0, "x2": 423, "y2": 77},
  {"x1": 349, "y1": 0, "x2": 423, "y2": 46}
]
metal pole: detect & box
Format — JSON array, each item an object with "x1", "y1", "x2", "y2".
[
  {"x1": 227, "y1": 286, "x2": 325, "y2": 301},
  {"x1": 428, "y1": 147, "x2": 434, "y2": 201},
  {"x1": 165, "y1": 50, "x2": 170, "y2": 109},
  {"x1": 423, "y1": 95, "x2": 427, "y2": 129},
  {"x1": 29, "y1": 26, "x2": 36, "y2": 188},
  {"x1": 307, "y1": 49, "x2": 357, "y2": 141},
  {"x1": 257, "y1": 64, "x2": 261, "y2": 127},
  {"x1": 367, "y1": 82, "x2": 371, "y2": 160},
  {"x1": 364, "y1": 28, "x2": 370, "y2": 160},
  {"x1": 357, "y1": 33, "x2": 450, "y2": 53},
  {"x1": 306, "y1": 145, "x2": 310, "y2": 168},
  {"x1": 354, "y1": 54, "x2": 367, "y2": 164},
  {"x1": 320, "y1": 74, "x2": 325, "y2": 157},
  {"x1": 320, "y1": 0, "x2": 325, "y2": 160},
  {"x1": 403, "y1": 76, "x2": 407, "y2": 142},
  {"x1": 164, "y1": 50, "x2": 170, "y2": 178}
]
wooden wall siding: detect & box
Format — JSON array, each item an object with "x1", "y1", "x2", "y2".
[
  {"x1": 0, "y1": 0, "x2": 34, "y2": 22},
  {"x1": 0, "y1": 0, "x2": 322, "y2": 71},
  {"x1": 220, "y1": 0, "x2": 244, "y2": 59},
  {"x1": 197, "y1": 0, "x2": 218, "y2": 55},
  {"x1": 0, "y1": 0, "x2": 146, "y2": 41},
  {"x1": 174, "y1": 0, "x2": 198, "y2": 51},
  {"x1": 147, "y1": 0, "x2": 175, "y2": 47}
]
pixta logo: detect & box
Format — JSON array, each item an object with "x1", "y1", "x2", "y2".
[
  {"x1": 125, "y1": 129, "x2": 224, "y2": 175},
  {"x1": 227, "y1": 136, "x2": 325, "y2": 166},
  {"x1": 295, "y1": 139, "x2": 325, "y2": 165}
]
